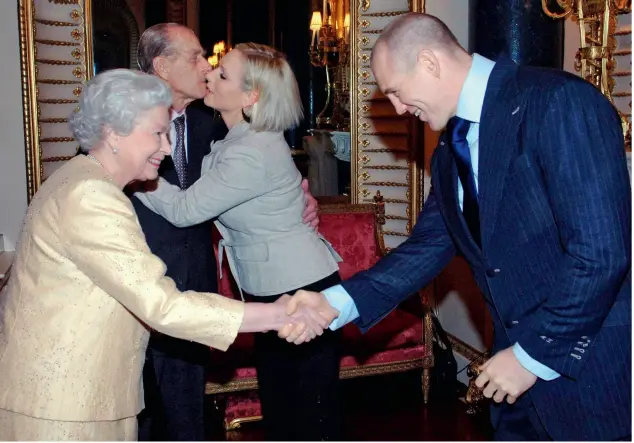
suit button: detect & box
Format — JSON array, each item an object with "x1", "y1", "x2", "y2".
[{"x1": 486, "y1": 268, "x2": 500, "y2": 277}]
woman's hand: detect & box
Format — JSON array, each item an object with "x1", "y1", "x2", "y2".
[{"x1": 273, "y1": 295, "x2": 328, "y2": 344}]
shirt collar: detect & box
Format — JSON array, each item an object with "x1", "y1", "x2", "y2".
[
  {"x1": 455, "y1": 53, "x2": 496, "y2": 124},
  {"x1": 170, "y1": 108, "x2": 186, "y2": 122}
]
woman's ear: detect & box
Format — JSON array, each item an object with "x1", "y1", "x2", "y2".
[{"x1": 242, "y1": 89, "x2": 259, "y2": 109}]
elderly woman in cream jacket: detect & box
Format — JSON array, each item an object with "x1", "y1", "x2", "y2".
[
  {"x1": 0, "y1": 69, "x2": 326, "y2": 441},
  {"x1": 136, "y1": 43, "x2": 344, "y2": 441}
]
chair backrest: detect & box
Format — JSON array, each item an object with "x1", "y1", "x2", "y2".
[
  {"x1": 317, "y1": 203, "x2": 384, "y2": 280},
  {"x1": 212, "y1": 197, "x2": 386, "y2": 296}
]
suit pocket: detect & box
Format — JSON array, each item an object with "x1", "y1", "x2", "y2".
[{"x1": 233, "y1": 242, "x2": 269, "y2": 262}]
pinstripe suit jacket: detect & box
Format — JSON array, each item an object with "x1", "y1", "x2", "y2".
[{"x1": 342, "y1": 57, "x2": 631, "y2": 440}]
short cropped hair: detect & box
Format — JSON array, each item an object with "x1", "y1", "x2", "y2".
[
  {"x1": 69, "y1": 69, "x2": 172, "y2": 150},
  {"x1": 373, "y1": 13, "x2": 462, "y2": 70},
  {"x1": 137, "y1": 23, "x2": 182, "y2": 74},
  {"x1": 236, "y1": 43, "x2": 303, "y2": 132}
]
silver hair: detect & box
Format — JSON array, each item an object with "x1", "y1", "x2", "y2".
[
  {"x1": 69, "y1": 69, "x2": 172, "y2": 151},
  {"x1": 137, "y1": 22, "x2": 183, "y2": 74}
]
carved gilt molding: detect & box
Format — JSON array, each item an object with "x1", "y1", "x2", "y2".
[
  {"x1": 19, "y1": 0, "x2": 93, "y2": 200},
  {"x1": 350, "y1": 0, "x2": 424, "y2": 249}
]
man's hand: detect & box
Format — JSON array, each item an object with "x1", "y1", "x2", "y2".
[
  {"x1": 475, "y1": 346, "x2": 537, "y2": 404},
  {"x1": 301, "y1": 179, "x2": 319, "y2": 229},
  {"x1": 273, "y1": 294, "x2": 329, "y2": 345},
  {"x1": 278, "y1": 290, "x2": 339, "y2": 342}
]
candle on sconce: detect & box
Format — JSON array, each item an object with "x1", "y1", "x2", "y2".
[
  {"x1": 344, "y1": 12, "x2": 350, "y2": 43},
  {"x1": 310, "y1": 11, "x2": 323, "y2": 47},
  {"x1": 322, "y1": 0, "x2": 327, "y2": 24}
]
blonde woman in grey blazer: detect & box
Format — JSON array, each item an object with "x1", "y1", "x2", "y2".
[{"x1": 136, "y1": 43, "x2": 343, "y2": 441}]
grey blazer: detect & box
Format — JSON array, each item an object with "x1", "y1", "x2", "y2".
[{"x1": 137, "y1": 122, "x2": 341, "y2": 297}]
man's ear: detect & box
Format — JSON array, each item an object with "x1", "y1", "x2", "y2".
[
  {"x1": 417, "y1": 49, "x2": 440, "y2": 78},
  {"x1": 153, "y1": 56, "x2": 169, "y2": 80}
]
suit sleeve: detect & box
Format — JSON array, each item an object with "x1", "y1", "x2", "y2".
[
  {"x1": 514, "y1": 80, "x2": 631, "y2": 378},
  {"x1": 343, "y1": 175, "x2": 456, "y2": 332},
  {"x1": 61, "y1": 179, "x2": 245, "y2": 351},
  {"x1": 136, "y1": 143, "x2": 268, "y2": 227}
]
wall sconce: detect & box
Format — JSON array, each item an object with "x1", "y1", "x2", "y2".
[
  {"x1": 309, "y1": 0, "x2": 350, "y2": 130},
  {"x1": 209, "y1": 40, "x2": 228, "y2": 68}
]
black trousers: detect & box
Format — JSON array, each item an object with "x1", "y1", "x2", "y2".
[
  {"x1": 248, "y1": 272, "x2": 343, "y2": 441},
  {"x1": 138, "y1": 335, "x2": 209, "y2": 441}
]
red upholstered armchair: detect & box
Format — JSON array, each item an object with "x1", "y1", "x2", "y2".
[{"x1": 207, "y1": 195, "x2": 434, "y2": 431}]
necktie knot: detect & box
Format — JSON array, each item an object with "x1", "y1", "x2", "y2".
[{"x1": 447, "y1": 116, "x2": 471, "y2": 143}]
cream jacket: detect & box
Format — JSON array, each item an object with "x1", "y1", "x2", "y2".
[{"x1": 0, "y1": 155, "x2": 244, "y2": 421}]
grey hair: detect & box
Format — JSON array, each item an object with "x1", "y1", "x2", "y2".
[
  {"x1": 237, "y1": 43, "x2": 303, "y2": 132},
  {"x1": 137, "y1": 22, "x2": 183, "y2": 74},
  {"x1": 69, "y1": 69, "x2": 172, "y2": 150},
  {"x1": 372, "y1": 13, "x2": 462, "y2": 70}
]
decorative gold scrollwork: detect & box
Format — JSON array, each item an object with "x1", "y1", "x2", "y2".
[
  {"x1": 71, "y1": 29, "x2": 82, "y2": 40},
  {"x1": 360, "y1": 138, "x2": 370, "y2": 147},
  {"x1": 40, "y1": 136, "x2": 75, "y2": 142},
  {"x1": 70, "y1": 9, "x2": 81, "y2": 21},
  {"x1": 35, "y1": 18, "x2": 76, "y2": 27},
  {"x1": 361, "y1": 0, "x2": 371, "y2": 12},
  {"x1": 36, "y1": 39, "x2": 81, "y2": 47},
  {"x1": 360, "y1": 155, "x2": 370, "y2": 163},
  {"x1": 72, "y1": 87, "x2": 82, "y2": 96},
  {"x1": 360, "y1": 87, "x2": 370, "y2": 96},
  {"x1": 360, "y1": 19, "x2": 370, "y2": 28},
  {"x1": 360, "y1": 70, "x2": 371, "y2": 80},
  {"x1": 360, "y1": 36, "x2": 370, "y2": 46},
  {"x1": 38, "y1": 99, "x2": 78, "y2": 104},
  {"x1": 360, "y1": 53, "x2": 370, "y2": 62},
  {"x1": 36, "y1": 59, "x2": 81, "y2": 65},
  {"x1": 360, "y1": 171, "x2": 371, "y2": 180},
  {"x1": 71, "y1": 48, "x2": 82, "y2": 59},
  {"x1": 72, "y1": 67, "x2": 85, "y2": 79}
]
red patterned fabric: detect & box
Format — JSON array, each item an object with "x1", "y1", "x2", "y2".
[
  {"x1": 317, "y1": 210, "x2": 380, "y2": 280},
  {"x1": 224, "y1": 391, "x2": 262, "y2": 424}
]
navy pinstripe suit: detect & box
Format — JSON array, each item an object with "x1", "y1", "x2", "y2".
[{"x1": 342, "y1": 58, "x2": 631, "y2": 440}]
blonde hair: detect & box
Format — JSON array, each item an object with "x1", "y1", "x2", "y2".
[{"x1": 236, "y1": 43, "x2": 303, "y2": 132}]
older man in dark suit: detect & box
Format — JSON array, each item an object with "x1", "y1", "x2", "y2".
[
  {"x1": 287, "y1": 13, "x2": 631, "y2": 441},
  {"x1": 133, "y1": 23, "x2": 319, "y2": 441}
]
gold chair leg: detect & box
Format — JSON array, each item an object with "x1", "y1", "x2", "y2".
[{"x1": 422, "y1": 367, "x2": 431, "y2": 404}]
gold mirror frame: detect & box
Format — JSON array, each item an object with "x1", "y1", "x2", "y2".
[
  {"x1": 19, "y1": 0, "x2": 94, "y2": 201},
  {"x1": 19, "y1": 0, "x2": 426, "y2": 250}
]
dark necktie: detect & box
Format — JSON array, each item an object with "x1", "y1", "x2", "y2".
[
  {"x1": 447, "y1": 116, "x2": 481, "y2": 246},
  {"x1": 172, "y1": 114, "x2": 188, "y2": 189}
]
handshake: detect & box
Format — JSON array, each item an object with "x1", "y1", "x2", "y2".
[{"x1": 272, "y1": 290, "x2": 339, "y2": 344}]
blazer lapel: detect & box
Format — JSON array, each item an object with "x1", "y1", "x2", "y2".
[
  {"x1": 185, "y1": 109, "x2": 208, "y2": 183},
  {"x1": 435, "y1": 135, "x2": 483, "y2": 262},
  {"x1": 477, "y1": 57, "x2": 526, "y2": 248}
]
